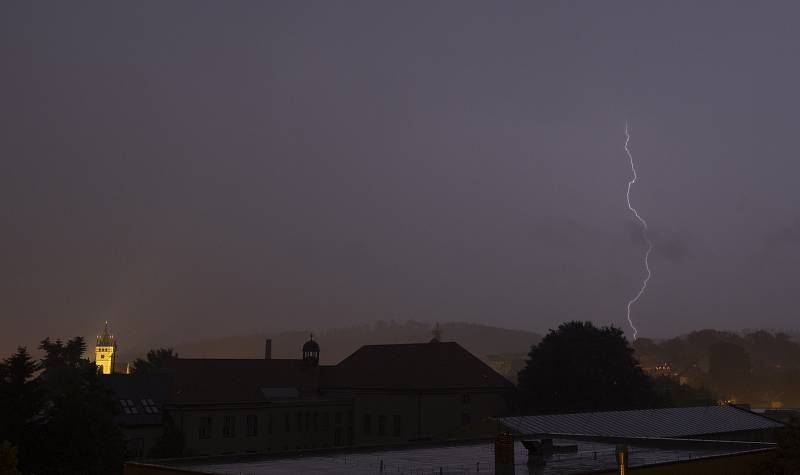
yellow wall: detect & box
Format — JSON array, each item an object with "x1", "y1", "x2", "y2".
[{"x1": 96, "y1": 345, "x2": 115, "y2": 374}]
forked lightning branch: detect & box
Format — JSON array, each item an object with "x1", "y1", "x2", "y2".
[{"x1": 624, "y1": 123, "x2": 653, "y2": 340}]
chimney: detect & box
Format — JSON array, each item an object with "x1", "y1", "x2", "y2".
[
  {"x1": 494, "y1": 431, "x2": 515, "y2": 474},
  {"x1": 265, "y1": 339, "x2": 272, "y2": 360}
]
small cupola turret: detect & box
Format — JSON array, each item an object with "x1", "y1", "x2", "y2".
[{"x1": 302, "y1": 333, "x2": 320, "y2": 366}]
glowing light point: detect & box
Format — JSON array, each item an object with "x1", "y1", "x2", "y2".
[{"x1": 624, "y1": 123, "x2": 653, "y2": 340}]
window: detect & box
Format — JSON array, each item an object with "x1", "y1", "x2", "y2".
[
  {"x1": 312, "y1": 412, "x2": 318, "y2": 432},
  {"x1": 461, "y1": 393, "x2": 471, "y2": 404},
  {"x1": 363, "y1": 414, "x2": 372, "y2": 435},
  {"x1": 120, "y1": 399, "x2": 139, "y2": 415},
  {"x1": 284, "y1": 413, "x2": 290, "y2": 432},
  {"x1": 321, "y1": 412, "x2": 330, "y2": 431},
  {"x1": 126, "y1": 438, "x2": 145, "y2": 459},
  {"x1": 223, "y1": 415, "x2": 236, "y2": 438},
  {"x1": 392, "y1": 415, "x2": 403, "y2": 437},
  {"x1": 268, "y1": 414, "x2": 273, "y2": 434},
  {"x1": 141, "y1": 399, "x2": 158, "y2": 414},
  {"x1": 346, "y1": 411, "x2": 353, "y2": 426},
  {"x1": 461, "y1": 412, "x2": 471, "y2": 425},
  {"x1": 246, "y1": 415, "x2": 258, "y2": 437},
  {"x1": 378, "y1": 415, "x2": 386, "y2": 436},
  {"x1": 198, "y1": 417, "x2": 212, "y2": 439},
  {"x1": 335, "y1": 412, "x2": 342, "y2": 425},
  {"x1": 296, "y1": 413, "x2": 302, "y2": 433}
]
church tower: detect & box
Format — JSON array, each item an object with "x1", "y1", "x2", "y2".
[{"x1": 95, "y1": 321, "x2": 116, "y2": 375}]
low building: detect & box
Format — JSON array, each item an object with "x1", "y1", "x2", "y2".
[
  {"x1": 110, "y1": 336, "x2": 513, "y2": 458},
  {"x1": 107, "y1": 373, "x2": 171, "y2": 459}
]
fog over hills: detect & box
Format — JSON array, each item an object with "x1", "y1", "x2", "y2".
[{"x1": 166, "y1": 321, "x2": 541, "y2": 365}]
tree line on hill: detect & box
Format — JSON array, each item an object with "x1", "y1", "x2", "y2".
[
  {"x1": 516, "y1": 321, "x2": 715, "y2": 413},
  {"x1": 633, "y1": 329, "x2": 800, "y2": 407},
  {"x1": 171, "y1": 320, "x2": 541, "y2": 364}
]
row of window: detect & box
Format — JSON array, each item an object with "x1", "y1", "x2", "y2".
[
  {"x1": 198, "y1": 411, "x2": 353, "y2": 440},
  {"x1": 361, "y1": 411, "x2": 472, "y2": 437},
  {"x1": 363, "y1": 414, "x2": 403, "y2": 437}
]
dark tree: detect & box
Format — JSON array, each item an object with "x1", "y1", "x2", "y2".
[
  {"x1": 0, "y1": 441, "x2": 21, "y2": 475},
  {"x1": 130, "y1": 348, "x2": 178, "y2": 375},
  {"x1": 0, "y1": 347, "x2": 41, "y2": 469},
  {"x1": 652, "y1": 376, "x2": 715, "y2": 407},
  {"x1": 148, "y1": 413, "x2": 185, "y2": 458},
  {"x1": 754, "y1": 417, "x2": 800, "y2": 474},
  {"x1": 25, "y1": 337, "x2": 124, "y2": 474},
  {"x1": 517, "y1": 321, "x2": 655, "y2": 413},
  {"x1": 708, "y1": 341, "x2": 751, "y2": 399}
]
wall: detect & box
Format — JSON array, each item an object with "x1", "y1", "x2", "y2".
[
  {"x1": 351, "y1": 390, "x2": 508, "y2": 445},
  {"x1": 170, "y1": 400, "x2": 353, "y2": 456},
  {"x1": 593, "y1": 449, "x2": 774, "y2": 475}
]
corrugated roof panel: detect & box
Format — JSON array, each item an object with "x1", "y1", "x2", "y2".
[{"x1": 501, "y1": 405, "x2": 783, "y2": 438}]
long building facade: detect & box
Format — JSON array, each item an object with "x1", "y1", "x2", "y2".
[{"x1": 109, "y1": 337, "x2": 514, "y2": 458}]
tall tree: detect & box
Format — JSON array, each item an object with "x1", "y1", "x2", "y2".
[
  {"x1": 518, "y1": 321, "x2": 655, "y2": 413},
  {"x1": 0, "y1": 347, "x2": 41, "y2": 469},
  {"x1": 25, "y1": 337, "x2": 124, "y2": 474},
  {"x1": 130, "y1": 348, "x2": 178, "y2": 375}
]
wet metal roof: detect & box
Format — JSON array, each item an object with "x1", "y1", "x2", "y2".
[
  {"x1": 155, "y1": 437, "x2": 774, "y2": 475},
  {"x1": 500, "y1": 405, "x2": 784, "y2": 439}
]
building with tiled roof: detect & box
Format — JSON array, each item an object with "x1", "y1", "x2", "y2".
[{"x1": 110, "y1": 336, "x2": 514, "y2": 458}]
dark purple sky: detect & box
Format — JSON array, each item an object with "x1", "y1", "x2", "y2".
[{"x1": 2, "y1": 1, "x2": 799, "y2": 354}]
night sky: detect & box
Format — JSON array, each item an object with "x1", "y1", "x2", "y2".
[{"x1": 2, "y1": 2, "x2": 799, "y2": 354}]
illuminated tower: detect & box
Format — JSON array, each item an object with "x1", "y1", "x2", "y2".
[{"x1": 95, "y1": 321, "x2": 117, "y2": 375}]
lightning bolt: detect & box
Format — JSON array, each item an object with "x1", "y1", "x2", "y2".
[{"x1": 624, "y1": 122, "x2": 652, "y2": 340}]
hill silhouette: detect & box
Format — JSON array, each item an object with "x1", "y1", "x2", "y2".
[{"x1": 171, "y1": 321, "x2": 541, "y2": 366}]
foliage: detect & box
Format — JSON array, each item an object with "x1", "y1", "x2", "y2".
[
  {"x1": 517, "y1": 321, "x2": 655, "y2": 413},
  {"x1": 651, "y1": 376, "x2": 715, "y2": 407},
  {"x1": 633, "y1": 329, "x2": 800, "y2": 406},
  {"x1": 0, "y1": 441, "x2": 21, "y2": 475},
  {"x1": 148, "y1": 413, "x2": 185, "y2": 458},
  {"x1": 752, "y1": 418, "x2": 800, "y2": 474},
  {"x1": 0, "y1": 348, "x2": 40, "y2": 469},
  {"x1": 130, "y1": 348, "x2": 178, "y2": 375},
  {"x1": 0, "y1": 338, "x2": 124, "y2": 474}
]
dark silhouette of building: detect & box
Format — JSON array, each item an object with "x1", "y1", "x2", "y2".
[{"x1": 110, "y1": 335, "x2": 513, "y2": 457}]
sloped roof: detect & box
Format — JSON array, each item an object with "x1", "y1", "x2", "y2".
[
  {"x1": 163, "y1": 358, "x2": 330, "y2": 404},
  {"x1": 500, "y1": 405, "x2": 784, "y2": 438},
  {"x1": 97, "y1": 321, "x2": 115, "y2": 346},
  {"x1": 324, "y1": 341, "x2": 513, "y2": 390},
  {"x1": 106, "y1": 373, "x2": 170, "y2": 426}
]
